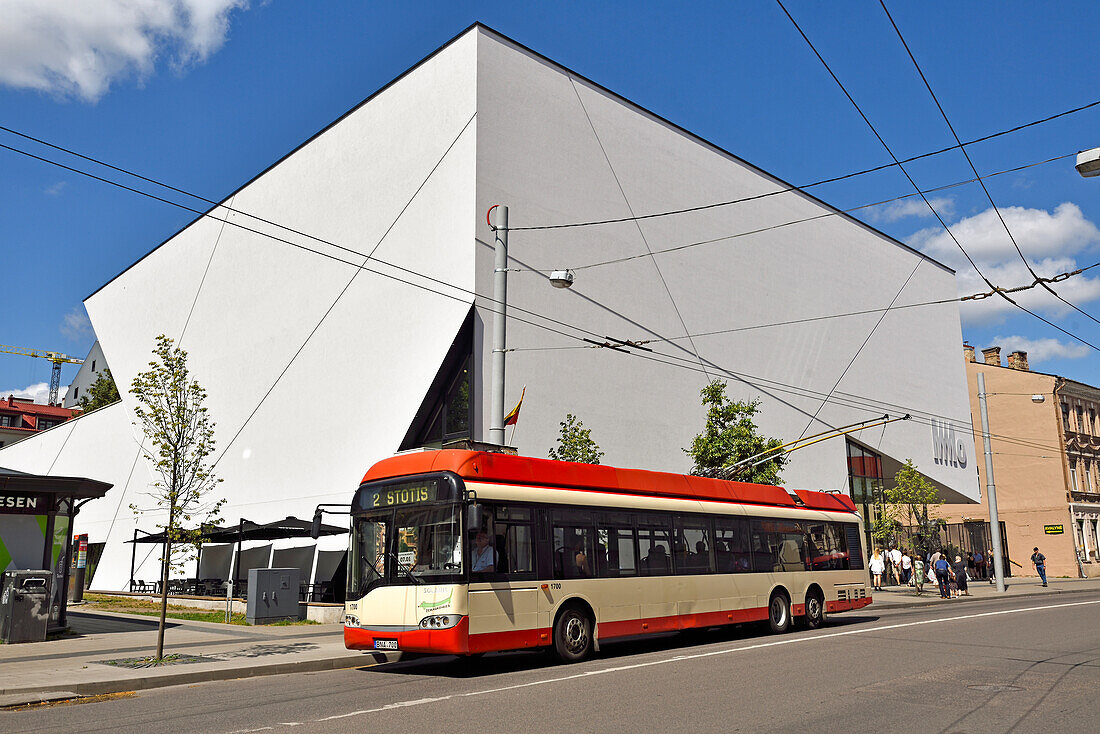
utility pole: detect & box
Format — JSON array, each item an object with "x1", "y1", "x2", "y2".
[
  {"x1": 489, "y1": 205, "x2": 509, "y2": 446},
  {"x1": 977, "y1": 372, "x2": 1007, "y2": 592}
]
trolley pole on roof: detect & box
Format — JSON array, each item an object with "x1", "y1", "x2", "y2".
[
  {"x1": 977, "y1": 372, "x2": 1006, "y2": 592},
  {"x1": 489, "y1": 204, "x2": 509, "y2": 446}
]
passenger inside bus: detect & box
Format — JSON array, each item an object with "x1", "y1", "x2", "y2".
[{"x1": 644, "y1": 544, "x2": 670, "y2": 574}]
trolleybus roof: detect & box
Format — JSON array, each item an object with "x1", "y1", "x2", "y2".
[{"x1": 363, "y1": 450, "x2": 856, "y2": 514}]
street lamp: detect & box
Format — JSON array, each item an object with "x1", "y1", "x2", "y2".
[
  {"x1": 487, "y1": 205, "x2": 574, "y2": 445},
  {"x1": 1076, "y1": 148, "x2": 1100, "y2": 178}
]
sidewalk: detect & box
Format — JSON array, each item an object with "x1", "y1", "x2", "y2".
[
  {"x1": 0, "y1": 608, "x2": 381, "y2": 707},
  {"x1": 868, "y1": 574, "x2": 1100, "y2": 609}
]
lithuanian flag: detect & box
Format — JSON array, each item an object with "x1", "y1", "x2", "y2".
[{"x1": 503, "y1": 386, "x2": 525, "y2": 426}]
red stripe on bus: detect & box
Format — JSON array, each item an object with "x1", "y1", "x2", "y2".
[{"x1": 345, "y1": 596, "x2": 872, "y2": 656}]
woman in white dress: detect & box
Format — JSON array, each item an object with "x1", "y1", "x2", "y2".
[{"x1": 869, "y1": 549, "x2": 886, "y2": 591}]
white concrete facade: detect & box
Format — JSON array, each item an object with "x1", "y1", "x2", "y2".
[
  {"x1": 0, "y1": 25, "x2": 977, "y2": 591},
  {"x1": 64, "y1": 339, "x2": 108, "y2": 409}
]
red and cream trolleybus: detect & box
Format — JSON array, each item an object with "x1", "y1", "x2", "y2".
[{"x1": 338, "y1": 449, "x2": 871, "y2": 663}]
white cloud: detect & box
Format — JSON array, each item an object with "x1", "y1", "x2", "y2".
[
  {"x1": 0, "y1": 382, "x2": 67, "y2": 404},
  {"x1": 989, "y1": 335, "x2": 1090, "y2": 364},
  {"x1": 907, "y1": 202, "x2": 1100, "y2": 324},
  {"x1": 865, "y1": 196, "x2": 954, "y2": 224},
  {"x1": 0, "y1": 1, "x2": 249, "y2": 102},
  {"x1": 60, "y1": 307, "x2": 93, "y2": 341},
  {"x1": 44, "y1": 181, "x2": 67, "y2": 196}
]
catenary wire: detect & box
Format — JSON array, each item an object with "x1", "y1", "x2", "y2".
[
  {"x1": 879, "y1": 0, "x2": 1100, "y2": 328},
  {"x1": 776, "y1": 0, "x2": 1100, "y2": 355},
  {"x1": 0, "y1": 126, "x2": 1077, "y2": 453},
  {"x1": 496, "y1": 100, "x2": 1100, "y2": 231},
  {"x1": 568, "y1": 151, "x2": 1074, "y2": 271}
]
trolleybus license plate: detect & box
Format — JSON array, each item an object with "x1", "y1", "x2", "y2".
[{"x1": 374, "y1": 639, "x2": 398, "y2": 650}]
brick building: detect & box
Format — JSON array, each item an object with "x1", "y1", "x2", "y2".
[{"x1": 940, "y1": 344, "x2": 1100, "y2": 579}]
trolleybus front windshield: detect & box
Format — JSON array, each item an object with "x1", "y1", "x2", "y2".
[{"x1": 348, "y1": 476, "x2": 463, "y2": 599}]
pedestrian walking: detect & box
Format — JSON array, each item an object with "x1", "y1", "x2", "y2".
[
  {"x1": 870, "y1": 549, "x2": 886, "y2": 591},
  {"x1": 934, "y1": 552, "x2": 952, "y2": 598},
  {"x1": 913, "y1": 557, "x2": 925, "y2": 595},
  {"x1": 901, "y1": 550, "x2": 913, "y2": 586},
  {"x1": 974, "y1": 550, "x2": 985, "y2": 580},
  {"x1": 988, "y1": 548, "x2": 996, "y2": 584},
  {"x1": 889, "y1": 545, "x2": 903, "y2": 586},
  {"x1": 953, "y1": 554, "x2": 970, "y2": 596},
  {"x1": 1031, "y1": 547, "x2": 1048, "y2": 587}
]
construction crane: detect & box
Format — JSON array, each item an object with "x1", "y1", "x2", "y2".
[{"x1": 0, "y1": 344, "x2": 84, "y2": 405}]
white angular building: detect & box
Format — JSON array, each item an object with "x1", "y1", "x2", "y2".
[{"x1": 0, "y1": 25, "x2": 978, "y2": 590}]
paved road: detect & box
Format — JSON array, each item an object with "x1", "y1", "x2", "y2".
[{"x1": 7, "y1": 592, "x2": 1100, "y2": 733}]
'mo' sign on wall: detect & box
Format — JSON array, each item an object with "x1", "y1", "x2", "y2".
[{"x1": 931, "y1": 419, "x2": 968, "y2": 468}]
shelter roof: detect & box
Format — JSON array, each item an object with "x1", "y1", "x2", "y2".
[{"x1": 0, "y1": 466, "x2": 111, "y2": 499}]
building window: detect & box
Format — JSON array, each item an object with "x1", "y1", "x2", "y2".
[
  {"x1": 38, "y1": 419, "x2": 55, "y2": 431},
  {"x1": 1077, "y1": 406, "x2": 1085, "y2": 433},
  {"x1": 1071, "y1": 460, "x2": 1079, "y2": 493},
  {"x1": 72, "y1": 387, "x2": 78, "y2": 400},
  {"x1": 1062, "y1": 403, "x2": 1071, "y2": 431},
  {"x1": 0, "y1": 414, "x2": 12, "y2": 427},
  {"x1": 1091, "y1": 408, "x2": 1097, "y2": 435},
  {"x1": 1087, "y1": 462, "x2": 1094, "y2": 493}
]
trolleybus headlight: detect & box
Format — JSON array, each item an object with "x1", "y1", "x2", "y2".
[
  {"x1": 418, "y1": 614, "x2": 462, "y2": 629},
  {"x1": 344, "y1": 614, "x2": 360, "y2": 627}
]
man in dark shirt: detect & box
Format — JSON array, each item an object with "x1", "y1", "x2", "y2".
[{"x1": 1031, "y1": 547, "x2": 1047, "y2": 587}]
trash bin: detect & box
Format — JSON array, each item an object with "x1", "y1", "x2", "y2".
[{"x1": 1, "y1": 571, "x2": 53, "y2": 643}]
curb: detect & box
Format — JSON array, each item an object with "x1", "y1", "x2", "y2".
[
  {"x1": 868, "y1": 583, "x2": 1100, "y2": 611},
  {"x1": 0, "y1": 651, "x2": 393, "y2": 707}
]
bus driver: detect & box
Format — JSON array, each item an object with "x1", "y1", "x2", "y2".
[{"x1": 472, "y1": 530, "x2": 497, "y2": 572}]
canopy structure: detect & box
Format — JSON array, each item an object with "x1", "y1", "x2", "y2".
[
  {"x1": 1, "y1": 466, "x2": 111, "y2": 630},
  {"x1": 126, "y1": 517, "x2": 345, "y2": 591}
]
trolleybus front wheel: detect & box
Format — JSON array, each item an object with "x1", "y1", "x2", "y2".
[
  {"x1": 768, "y1": 591, "x2": 791, "y2": 634},
  {"x1": 553, "y1": 605, "x2": 593, "y2": 663}
]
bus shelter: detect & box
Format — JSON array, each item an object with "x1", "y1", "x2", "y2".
[{"x1": 0, "y1": 466, "x2": 111, "y2": 630}]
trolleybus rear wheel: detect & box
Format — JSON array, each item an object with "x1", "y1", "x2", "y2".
[
  {"x1": 768, "y1": 591, "x2": 791, "y2": 634},
  {"x1": 553, "y1": 605, "x2": 593, "y2": 663},
  {"x1": 802, "y1": 590, "x2": 825, "y2": 629}
]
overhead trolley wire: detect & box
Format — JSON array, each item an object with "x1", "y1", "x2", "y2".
[
  {"x1": 775, "y1": 0, "x2": 1100, "y2": 355},
  {"x1": 497, "y1": 98, "x2": 1100, "y2": 231},
  {"x1": 0, "y1": 125, "x2": 1076, "y2": 456},
  {"x1": 880, "y1": 0, "x2": 1100, "y2": 327}
]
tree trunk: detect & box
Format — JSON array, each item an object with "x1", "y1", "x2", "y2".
[
  {"x1": 156, "y1": 537, "x2": 170, "y2": 659},
  {"x1": 155, "y1": 499, "x2": 176, "y2": 660}
]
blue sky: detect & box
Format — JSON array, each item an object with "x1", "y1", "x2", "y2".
[{"x1": 2, "y1": 1, "x2": 1099, "y2": 400}]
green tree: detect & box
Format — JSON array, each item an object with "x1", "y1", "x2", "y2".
[
  {"x1": 130, "y1": 335, "x2": 224, "y2": 659},
  {"x1": 685, "y1": 380, "x2": 787, "y2": 485},
  {"x1": 78, "y1": 368, "x2": 121, "y2": 411},
  {"x1": 878, "y1": 459, "x2": 944, "y2": 556},
  {"x1": 548, "y1": 414, "x2": 604, "y2": 464}
]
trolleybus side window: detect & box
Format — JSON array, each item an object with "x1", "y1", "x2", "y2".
[
  {"x1": 713, "y1": 515, "x2": 751, "y2": 572},
  {"x1": 551, "y1": 509, "x2": 595, "y2": 579},
  {"x1": 638, "y1": 514, "x2": 672, "y2": 576},
  {"x1": 751, "y1": 518, "x2": 809, "y2": 573},
  {"x1": 596, "y1": 511, "x2": 637, "y2": 577},
  {"x1": 494, "y1": 504, "x2": 534, "y2": 576},
  {"x1": 806, "y1": 522, "x2": 850, "y2": 571},
  {"x1": 674, "y1": 516, "x2": 714, "y2": 574}
]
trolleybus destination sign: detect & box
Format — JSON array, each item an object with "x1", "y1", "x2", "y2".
[{"x1": 356, "y1": 479, "x2": 455, "y2": 510}]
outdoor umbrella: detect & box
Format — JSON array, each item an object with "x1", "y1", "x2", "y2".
[{"x1": 204, "y1": 516, "x2": 345, "y2": 584}]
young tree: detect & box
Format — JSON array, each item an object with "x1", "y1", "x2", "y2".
[
  {"x1": 882, "y1": 459, "x2": 944, "y2": 558},
  {"x1": 548, "y1": 413, "x2": 604, "y2": 464},
  {"x1": 130, "y1": 335, "x2": 224, "y2": 659},
  {"x1": 78, "y1": 368, "x2": 121, "y2": 411},
  {"x1": 684, "y1": 380, "x2": 787, "y2": 485}
]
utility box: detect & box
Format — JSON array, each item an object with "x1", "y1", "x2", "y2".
[
  {"x1": 246, "y1": 567, "x2": 300, "y2": 624},
  {"x1": 1, "y1": 571, "x2": 52, "y2": 643}
]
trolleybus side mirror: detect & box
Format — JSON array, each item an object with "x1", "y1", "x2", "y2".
[
  {"x1": 310, "y1": 510, "x2": 322, "y2": 539},
  {"x1": 466, "y1": 503, "x2": 481, "y2": 531}
]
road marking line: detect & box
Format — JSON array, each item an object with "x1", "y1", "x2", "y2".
[{"x1": 296, "y1": 598, "x2": 1100, "y2": 726}]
